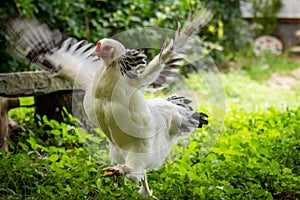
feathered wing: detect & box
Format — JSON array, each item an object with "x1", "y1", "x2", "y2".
[
  {"x1": 6, "y1": 18, "x2": 102, "y2": 90},
  {"x1": 133, "y1": 9, "x2": 212, "y2": 91}
]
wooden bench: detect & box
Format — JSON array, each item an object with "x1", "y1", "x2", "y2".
[{"x1": 0, "y1": 71, "x2": 94, "y2": 152}]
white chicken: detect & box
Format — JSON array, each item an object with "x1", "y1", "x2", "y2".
[{"x1": 7, "y1": 10, "x2": 210, "y2": 197}]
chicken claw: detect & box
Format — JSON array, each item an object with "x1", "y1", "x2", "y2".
[{"x1": 102, "y1": 166, "x2": 122, "y2": 177}]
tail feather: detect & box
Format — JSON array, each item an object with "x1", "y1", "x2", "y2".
[
  {"x1": 167, "y1": 95, "x2": 208, "y2": 133},
  {"x1": 192, "y1": 112, "x2": 208, "y2": 128}
]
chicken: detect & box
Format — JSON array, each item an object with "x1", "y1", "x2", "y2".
[{"x1": 7, "y1": 10, "x2": 210, "y2": 197}]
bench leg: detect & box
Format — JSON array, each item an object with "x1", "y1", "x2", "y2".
[{"x1": 0, "y1": 97, "x2": 19, "y2": 152}]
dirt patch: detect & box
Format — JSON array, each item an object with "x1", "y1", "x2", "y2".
[
  {"x1": 267, "y1": 67, "x2": 300, "y2": 90},
  {"x1": 267, "y1": 73, "x2": 295, "y2": 90},
  {"x1": 291, "y1": 68, "x2": 300, "y2": 78}
]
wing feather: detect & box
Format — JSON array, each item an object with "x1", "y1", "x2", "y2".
[
  {"x1": 135, "y1": 9, "x2": 212, "y2": 92},
  {"x1": 6, "y1": 18, "x2": 102, "y2": 90}
]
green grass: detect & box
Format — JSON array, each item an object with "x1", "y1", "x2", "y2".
[
  {"x1": 187, "y1": 70, "x2": 300, "y2": 112},
  {"x1": 232, "y1": 53, "x2": 300, "y2": 81},
  {"x1": 8, "y1": 97, "x2": 35, "y2": 125},
  {"x1": 151, "y1": 106, "x2": 300, "y2": 199},
  {"x1": 1, "y1": 54, "x2": 300, "y2": 199}
]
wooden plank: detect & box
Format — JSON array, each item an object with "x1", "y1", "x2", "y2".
[{"x1": 0, "y1": 71, "x2": 79, "y2": 97}]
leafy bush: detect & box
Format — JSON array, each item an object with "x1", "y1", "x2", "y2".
[
  {"x1": 1, "y1": 100, "x2": 299, "y2": 199},
  {"x1": 1, "y1": 112, "x2": 113, "y2": 199},
  {"x1": 251, "y1": 0, "x2": 282, "y2": 36},
  {"x1": 202, "y1": 0, "x2": 253, "y2": 58},
  {"x1": 2, "y1": 57, "x2": 299, "y2": 199},
  {"x1": 149, "y1": 106, "x2": 300, "y2": 199},
  {"x1": 1, "y1": 0, "x2": 255, "y2": 72}
]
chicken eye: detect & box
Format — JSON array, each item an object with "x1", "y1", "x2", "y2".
[{"x1": 102, "y1": 45, "x2": 111, "y2": 51}]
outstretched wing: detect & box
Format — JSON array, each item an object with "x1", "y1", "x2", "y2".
[
  {"x1": 134, "y1": 9, "x2": 212, "y2": 92},
  {"x1": 120, "y1": 47, "x2": 183, "y2": 91},
  {"x1": 146, "y1": 53, "x2": 184, "y2": 92},
  {"x1": 6, "y1": 18, "x2": 102, "y2": 90}
]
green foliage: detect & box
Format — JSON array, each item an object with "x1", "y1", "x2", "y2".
[
  {"x1": 1, "y1": 111, "x2": 114, "y2": 199},
  {"x1": 187, "y1": 69, "x2": 300, "y2": 113},
  {"x1": 2, "y1": 67, "x2": 300, "y2": 199},
  {"x1": 3, "y1": 105, "x2": 299, "y2": 199},
  {"x1": 8, "y1": 97, "x2": 35, "y2": 125},
  {"x1": 251, "y1": 0, "x2": 282, "y2": 35},
  {"x1": 238, "y1": 52, "x2": 300, "y2": 81},
  {"x1": 0, "y1": 1, "x2": 34, "y2": 73},
  {"x1": 202, "y1": 0, "x2": 253, "y2": 58},
  {"x1": 150, "y1": 106, "x2": 300, "y2": 199},
  {"x1": 1, "y1": 0, "x2": 257, "y2": 72}
]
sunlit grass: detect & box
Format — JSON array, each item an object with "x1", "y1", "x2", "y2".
[
  {"x1": 234, "y1": 53, "x2": 300, "y2": 81},
  {"x1": 8, "y1": 97, "x2": 35, "y2": 124},
  {"x1": 186, "y1": 69, "x2": 300, "y2": 113}
]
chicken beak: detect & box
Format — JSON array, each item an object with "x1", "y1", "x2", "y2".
[{"x1": 91, "y1": 51, "x2": 99, "y2": 57}]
